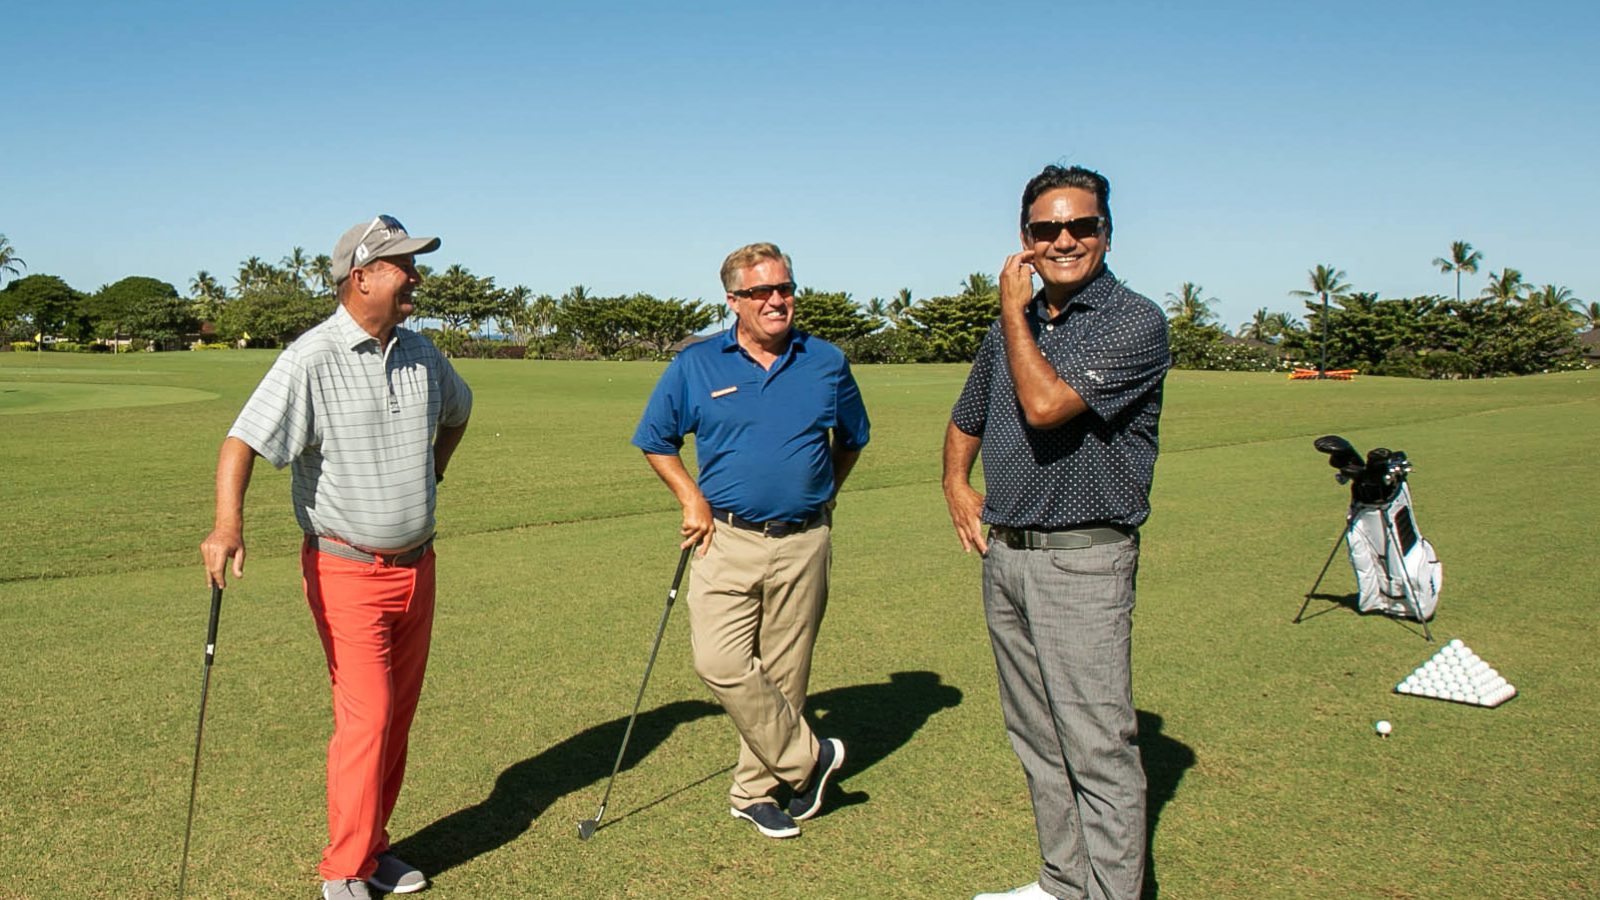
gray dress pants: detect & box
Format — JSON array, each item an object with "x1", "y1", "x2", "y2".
[{"x1": 982, "y1": 534, "x2": 1146, "y2": 900}]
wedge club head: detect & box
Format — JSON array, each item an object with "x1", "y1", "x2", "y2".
[{"x1": 577, "y1": 815, "x2": 600, "y2": 841}]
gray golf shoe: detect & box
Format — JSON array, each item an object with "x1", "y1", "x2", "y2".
[
  {"x1": 368, "y1": 852, "x2": 429, "y2": 894},
  {"x1": 322, "y1": 879, "x2": 373, "y2": 900}
]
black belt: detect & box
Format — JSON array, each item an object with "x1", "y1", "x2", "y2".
[
  {"x1": 711, "y1": 508, "x2": 827, "y2": 538},
  {"x1": 308, "y1": 535, "x2": 433, "y2": 567},
  {"x1": 989, "y1": 524, "x2": 1133, "y2": 551}
]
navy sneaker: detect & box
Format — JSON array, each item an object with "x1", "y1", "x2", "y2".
[
  {"x1": 730, "y1": 802, "x2": 800, "y2": 838},
  {"x1": 787, "y1": 737, "x2": 844, "y2": 821}
]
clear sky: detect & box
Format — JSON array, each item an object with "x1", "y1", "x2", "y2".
[{"x1": 6, "y1": 0, "x2": 1597, "y2": 331}]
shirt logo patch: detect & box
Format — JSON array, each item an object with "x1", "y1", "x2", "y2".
[
  {"x1": 1084, "y1": 369, "x2": 1106, "y2": 384},
  {"x1": 711, "y1": 386, "x2": 738, "y2": 398}
]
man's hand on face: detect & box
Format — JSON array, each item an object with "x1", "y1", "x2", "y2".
[{"x1": 1000, "y1": 250, "x2": 1037, "y2": 314}]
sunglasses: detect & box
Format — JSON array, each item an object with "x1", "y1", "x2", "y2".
[
  {"x1": 731, "y1": 281, "x2": 797, "y2": 301},
  {"x1": 1025, "y1": 216, "x2": 1106, "y2": 244}
]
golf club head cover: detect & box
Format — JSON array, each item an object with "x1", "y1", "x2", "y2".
[{"x1": 1314, "y1": 435, "x2": 1363, "y2": 474}]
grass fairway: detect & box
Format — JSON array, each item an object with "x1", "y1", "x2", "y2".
[{"x1": 1, "y1": 352, "x2": 1596, "y2": 899}]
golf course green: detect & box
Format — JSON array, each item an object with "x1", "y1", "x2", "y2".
[{"x1": 1, "y1": 351, "x2": 1594, "y2": 898}]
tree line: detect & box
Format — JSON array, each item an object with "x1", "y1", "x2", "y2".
[
  {"x1": 1, "y1": 233, "x2": 1592, "y2": 377},
  {"x1": 1161, "y1": 241, "x2": 1593, "y2": 378}
]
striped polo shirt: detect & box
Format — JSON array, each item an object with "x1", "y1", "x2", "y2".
[{"x1": 229, "y1": 304, "x2": 472, "y2": 551}]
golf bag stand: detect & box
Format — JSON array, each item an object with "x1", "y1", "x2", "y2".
[{"x1": 1296, "y1": 436, "x2": 1441, "y2": 640}]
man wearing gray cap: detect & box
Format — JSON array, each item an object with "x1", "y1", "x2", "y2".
[{"x1": 201, "y1": 215, "x2": 472, "y2": 900}]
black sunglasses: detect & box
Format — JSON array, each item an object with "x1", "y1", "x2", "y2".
[
  {"x1": 731, "y1": 281, "x2": 797, "y2": 301},
  {"x1": 1026, "y1": 216, "x2": 1106, "y2": 244}
]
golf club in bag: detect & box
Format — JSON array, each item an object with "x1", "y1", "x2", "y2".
[
  {"x1": 1296, "y1": 436, "x2": 1442, "y2": 639},
  {"x1": 179, "y1": 585, "x2": 224, "y2": 898},
  {"x1": 577, "y1": 546, "x2": 693, "y2": 841}
]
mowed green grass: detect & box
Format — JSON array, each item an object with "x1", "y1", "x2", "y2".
[{"x1": 0, "y1": 352, "x2": 1595, "y2": 899}]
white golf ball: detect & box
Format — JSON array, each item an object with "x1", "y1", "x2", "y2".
[{"x1": 1375, "y1": 720, "x2": 1392, "y2": 736}]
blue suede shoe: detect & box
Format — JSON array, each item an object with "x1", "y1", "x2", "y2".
[
  {"x1": 787, "y1": 737, "x2": 844, "y2": 821},
  {"x1": 730, "y1": 802, "x2": 800, "y2": 838}
]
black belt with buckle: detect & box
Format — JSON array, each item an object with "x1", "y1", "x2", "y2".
[
  {"x1": 989, "y1": 524, "x2": 1133, "y2": 551},
  {"x1": 308, "y1": 535, "x2": 434, "y2": 567},
  {"x1": 711, "y1": 508, "x2": 827, "y2": 538}
]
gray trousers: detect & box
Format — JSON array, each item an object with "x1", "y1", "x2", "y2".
[{"x1": 982, "y1": 535, "x2": 1146, "y2": 900}]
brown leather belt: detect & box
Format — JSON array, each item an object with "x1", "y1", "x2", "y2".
[
  {"x1": 989, "y1": 524, "x2": 1132, "y2": 551},
  {"x1": 308, "y1": 535, "x2": 433, "y2": 567},
  {"x1": 711, "y1": 508, "x2": 827, "y2": 538}
]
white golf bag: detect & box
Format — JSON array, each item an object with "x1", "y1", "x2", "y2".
[{"x1": 1345, "y1": 482, "x2": 1442, "y2": 621}]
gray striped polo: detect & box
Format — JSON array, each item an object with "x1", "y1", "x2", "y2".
[{"x1": 229, "y1": 304, "x2": 472, "y2": 551}]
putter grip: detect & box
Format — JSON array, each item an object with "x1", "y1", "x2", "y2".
[{"x1": 204, "y1": 586, "x2": 224, "y2": 664}]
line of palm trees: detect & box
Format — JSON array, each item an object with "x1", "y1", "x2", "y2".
[{"x1": 1162, "y1": 240, "x2": 1593, "y2": 377}]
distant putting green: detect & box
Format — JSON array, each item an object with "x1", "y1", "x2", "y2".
[{"x1": 0, "y1": 380, "x2": 217, "y2": 415}]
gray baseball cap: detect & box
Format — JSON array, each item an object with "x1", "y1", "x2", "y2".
[{"x1": 331, "y1": 215, "x2": 441, "y2": 284}]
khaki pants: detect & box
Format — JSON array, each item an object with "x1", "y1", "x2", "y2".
[{"x1": 687, "y1": 522, "x2": 830, "y2": 807}]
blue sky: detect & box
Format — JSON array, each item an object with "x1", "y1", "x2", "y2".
[{"x1": 6, "y1": 0, "x2": 1597, "y2": 331}]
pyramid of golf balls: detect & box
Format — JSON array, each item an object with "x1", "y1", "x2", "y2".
[{"x1": 1395, "y1": 638, "x2": 1516, "y2": 707}]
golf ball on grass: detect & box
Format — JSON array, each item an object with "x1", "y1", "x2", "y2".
[{"x1": 1375, "y1": 720, "x2": 1392, "y2": 737}]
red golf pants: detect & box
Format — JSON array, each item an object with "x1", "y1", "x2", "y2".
[{"x1": 302, "y1": 541, "x2": 435, "y2": 882}]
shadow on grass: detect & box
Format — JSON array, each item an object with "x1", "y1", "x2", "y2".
[
  {"x1": 803, "y1": 670, "x2": 966, "y2": 814},
  {"x1": 390, "y1": 698, "x2": 720, "y2": 877},
  {"x1": 1138, "y1": 709, "x2": 1195, "y2": 899},
  {"x1": 1296, "y1": 591, "x2": 1435, "y2": 639},
  {"x1": 392, "y1": 671, "x2": 962, "y2": 875}
]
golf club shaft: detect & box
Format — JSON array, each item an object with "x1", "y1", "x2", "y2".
[
  {"x1": 592, "y1": 546, "x2": 693, "y2": 822},
  {"x1": 179, "y1": 585, "x2": 224, "y2": 899}
]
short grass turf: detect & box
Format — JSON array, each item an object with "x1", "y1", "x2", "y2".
[{"x1": 0, "y1": 352, "x2": 1596, "y2": 898}]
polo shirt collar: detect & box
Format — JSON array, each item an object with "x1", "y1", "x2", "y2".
[
  {"x1": 1032, "y1": 266, "x2": 1118, "y2": 323},
  {"x1": 718, "y1": 322, "x2": 808, "y2": 356},
  {"x1": 331, "y1": 303, "x2": 385, "y2": 351}
]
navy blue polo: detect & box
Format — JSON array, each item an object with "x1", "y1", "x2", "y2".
[
  {"x1": 633, "y1": 327, "x2": 871, "y2": 522},
  {"x1": 951, "y1": 268, "x2": 1169, "y2": 529}
]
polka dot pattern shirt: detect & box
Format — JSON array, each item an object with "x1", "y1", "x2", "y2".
[{"x1": 951, "y1": 268, "x2": 1170, "y2": 529}]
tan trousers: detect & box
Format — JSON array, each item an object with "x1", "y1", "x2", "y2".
[{"x1": 687, "y1": 522, "x2": 830, "y2": 807}]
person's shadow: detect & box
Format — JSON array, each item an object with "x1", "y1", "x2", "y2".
[
  {"x1": 389, "y1": 698, "x2": 720, "y2": 878},
  {"x1": 796, "y1": 671, "x2": 965, "y2": 814},
  {"x1": 390, "y1": 671, "x2": 962, "y2": 876},
  {"x1": 1137, "y1": 710, "x2": 1195, "y2": 899}
]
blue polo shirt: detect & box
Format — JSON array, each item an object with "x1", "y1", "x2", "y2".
[{"x1": 633, "y1": 327, "x2": 871, "y2": 523}]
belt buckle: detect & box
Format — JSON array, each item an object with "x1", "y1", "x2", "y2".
[{"x1": 762, "y1": 520, "x2": 781, "y2": 537}]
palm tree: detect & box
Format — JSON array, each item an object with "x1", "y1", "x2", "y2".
[
  {"x1": 865, "y1": 297, "x2": 888, "y2": 319},
  {"x1": 1290, "y1": 264, "x2": 1350, "y2": 377},
  {"x1": 1432, "y1": 240, "x2": 1483, "y2": 303},
  {"x1": 188, "y1": 270, "x2": 227, "y2": 327},
  {"x1": 236, "y1": 256, "x2": 275, "y2": 293},
  {"x1": 962, "y1": 273, "x2": 997, "y2": 298},
  {"x1": 1578, "y1": 301, "x2": 1600, "y2": 332},
  {"x1": 1238, "y1": 308, "x2": 1271, "y2": 341},
  {"x1": 1524, "y1": 283, "x2": 1573, "y2": 311},
  {"x1": 309, "y1": 254, "x2": 335, "y2": 295},
  {"x1": 0, "y1": 234, "x2": 24, "y2": 285},
  {"x1": 1163, "y1": 282, "x2": 1216, "y2": 326},
  {"x1": 282, "y1": 247, "x2": 311, "y2": 290},
  {"x1": 1481, "y1": 268, "x2": 1527, "y2": 304},
  {"x1": 889, "y1": 288, "x2": 913, "y2": 325}
]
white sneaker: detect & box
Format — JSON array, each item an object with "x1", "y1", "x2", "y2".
[{"x1": 973, "y1": 883, "x2": 1057, "y2": 900}]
